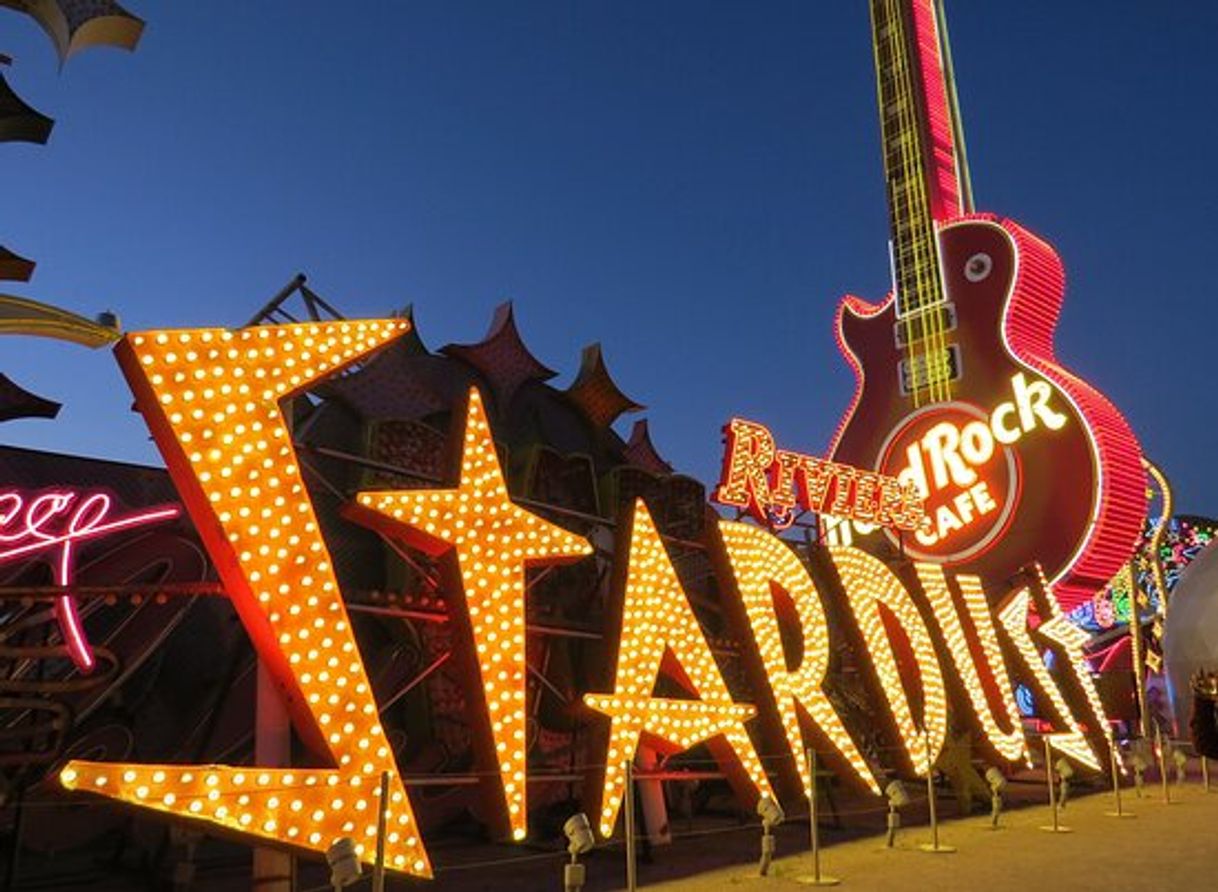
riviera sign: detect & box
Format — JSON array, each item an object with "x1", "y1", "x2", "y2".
[
  {"x1": 56, "y1": 320, "x2": 1110, "y2": 880},
  {"x1": 714, "y1": 417, "x2": 925, "y2": 531}
]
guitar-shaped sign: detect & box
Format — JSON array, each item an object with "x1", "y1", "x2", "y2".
[{"x1": 828, "y1": 0, "x2": 1145, "y2": 610}]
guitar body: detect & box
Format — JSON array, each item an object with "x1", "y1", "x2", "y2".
[{"x1": 829, "y1": 214, "x2": 1145, "y2": 608}]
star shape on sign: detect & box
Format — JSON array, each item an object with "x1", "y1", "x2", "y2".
[
  {"x1": 348, "y1": 386, "x2": 592, "y2": 840},
  {"x1": 583, "y1": 499, "x2": 773, "y2": 838}
]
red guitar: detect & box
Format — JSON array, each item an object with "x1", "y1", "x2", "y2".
[{"x1": 827, "y1": 0, "x2": 1145, "y2": 609}]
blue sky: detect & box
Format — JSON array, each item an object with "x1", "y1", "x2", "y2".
[{"x1": 2, "y1": 2, "x2": 1215, "y2": 513}]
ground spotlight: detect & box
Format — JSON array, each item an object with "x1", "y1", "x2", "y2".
[
  {"x1": 755, "y1": 794, "x2": 785, "y2": 876},
  {"x1": 563, "y1": 813, "x2": 595, "y2": 892},
  {"x1": 1171, "y1": 747, "x2": 1188, "y2": 784},
  {"x1": 884, "y1": 780, "x2": 909, "y2": 848},
  {"x1": 985, "y1": 766, "x2": 1007, "y2": 828},
  {"x1": 1131, "y1": 739, "x2": 1151, "y2": 797},
  {"x1": 1054, "y1": 758, "x2": 1075, "y2": 809},
  {"x1": 325, "y1": 837, "x2": 361, "y2": 891}
]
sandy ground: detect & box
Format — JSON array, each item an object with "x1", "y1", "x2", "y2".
[
  {"x1": 643, "y1": 783, "x2": 1218, "y2": 892},
  {"x1": 13, "y1": 771, "x2": 1217, "y2": 889}
]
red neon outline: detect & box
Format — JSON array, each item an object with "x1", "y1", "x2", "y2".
[
  {"x1": 829, "y1": 219, "x2": 1144, "y2": 611},
  {"x1": 830, "y1": 3, "x2": 1143, "y2": 611},
  {"x1": 909, "y1": 0, "x2": 963, "y2": 221},
  {"x1": 0, "y1": 489, "x2": 180, "y2": 671},
  {"x1": 959, "y1": 213, "x2": 1145, "y2": 609},
  {"x1": 826, "y1": 292, "x2": 890, "y2": 462}
]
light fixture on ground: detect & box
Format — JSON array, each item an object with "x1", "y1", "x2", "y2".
[
  {"x1": 1131, "y1": 739, "x2": 1151, "y2": 796},
  {"x1": 884, "y1": 780, "x2": 910, "y2": 848},
  {"x1": 325, "y1": 837, "x2": 361, "y2": 891},
  {"x1": 1172, "y1": 746, "x2": 1188, "y2": 785},
  {"x1": 756, "y1": 794, "x2": 784, "y2": 876},
  {"x1": 1055, "y1": 758, "x2": 1075, "y2": 809},
  {"x1": 985, "y1": 767, "x2": 1007, "y2": 828},
  {"x1": 563, "y1": 813, "x2": 595, "y2": 892}
]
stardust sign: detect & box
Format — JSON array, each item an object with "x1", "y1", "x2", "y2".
[{"x1": 58, "y1": 320, "x2": 1112, "y2": 879}]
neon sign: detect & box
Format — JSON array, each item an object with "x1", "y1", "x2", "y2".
[
  {"x1": 0, "y1": 488, "x2": 179, "y2": 670},
  {"x1": 828, "y1": 0, "x2": 1147, "y2": 611},
  {"x1": 714, "y1": 417, "x2": 924, "y2": 531},
  {"x1": 55, "y1": 320, "x2": 1112, "y2": 880},
  {"x1": 879, "y1": 372, "x2": 1068, "y2": 560},
  {"x1": 346, "y1": 387, "x2": 593, "y2": 841}
]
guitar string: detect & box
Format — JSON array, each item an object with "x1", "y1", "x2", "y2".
[
  {"x1": 880, "y1": 0, "x2": 922, "y2": 405},
  {"x1": 919, "y1": 0, "x2": 952, "y2": 403},
  {"x1": 905, "y1": 0, "x2": 952, "y2": 404},
  {"x1": 873, "y1": 0, "x2": 920, "y2": 406},
  {"x1": 897, "y1": 0, "x2": 940, "y2": 405},
  {"x1": 891, "y1": 0, "x2": 940, "y2": 405}
]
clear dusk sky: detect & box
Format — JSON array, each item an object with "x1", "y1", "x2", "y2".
[{"x1": 2, "y1": 2, "x2": 1215, "y2": 513}]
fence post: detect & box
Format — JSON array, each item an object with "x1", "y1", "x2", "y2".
[
  {"x1": 795, "y1": 748, "x2": 840, "y2": 885},
  {"x1": 1105, "y1": 733, "x2": 1135, "y2": 819},
  {"x1": 372, "y1": 770, "x2": 389, "y2": 892},
  {"x1": 1155, "y1": 726, "x2": 1172, "y2": 805},
  {"x1": 1039, "y1": 737, "x2": 1071, "y2": 833},
  {"x1": 919, "y1": 732, "x2": 955, "y2": 853},
  {"x1": 624, "y1": 760, "x2": 637, "y2": 892}
]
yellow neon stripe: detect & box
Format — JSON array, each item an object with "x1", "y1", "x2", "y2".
[{"x1": 0, "y1": 293, "x2": 120, "y2": 348}]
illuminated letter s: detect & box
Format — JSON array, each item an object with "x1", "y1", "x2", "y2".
[{"x1": 59, "y1": 322, "x2": 434, "y2": 878}]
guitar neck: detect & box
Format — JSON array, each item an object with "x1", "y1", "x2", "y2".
[{"x1": 870, "y1": 0, "x2": 971, "y2": 316}]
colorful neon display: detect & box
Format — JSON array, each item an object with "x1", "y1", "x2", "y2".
[
  {"x1": 714, "y1": 417, "x2": 924, "y2": 531},
  {"x1": 828, "y1": 0, "x2": 1145, "y2": 610},
  {"x1": 51, "y1": 319, "x2": 1114, "y2": 878},
  {"x1": 0, "y1": 488, "x2": 178, "y2": 670},
  {"x1": 347, "y1": 386, "x2": 592, "y2": 841}
]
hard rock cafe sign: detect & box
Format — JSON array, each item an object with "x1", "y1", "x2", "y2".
[{"x1": 879, "y1": 372, "x2": 1068, "y2": 560}]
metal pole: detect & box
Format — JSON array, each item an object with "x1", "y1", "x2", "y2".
[
  {"x1": 1039, "y1": 737, "x2": 1070, "y2": 832},
  {"x1": 927, "y1": 753, "x2": 939, "y2": 847},
  {"x1": 372, "y1": 770, "x2": 390, "y2": 892},
  {"x1": 810, "y1": 749, "x2": 822, "y2": 880},
  {"x1": 797, "y1": 748, "x2": 839, "y2": 885},
  {"x1": 2, "y1": 784, "x2": 25, "y2": 892},
  {"x1": 624, "y1": 760, "x2": 637, "y2": 892},
  {"x1": 1155, "y1": 726, "x2": 1172, "y2": 805},
  {"x1": 919, "y1": 731, "x2": 955, "y2": 853},
  {"x1": 1047, "y1": 737, "x2": 1057, "y2": 830},
  {"x1": 1105, "y1": 733, "x2": 1134, "y2": 818}
]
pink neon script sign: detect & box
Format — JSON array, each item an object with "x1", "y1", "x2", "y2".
[{"x1": 0, "y1": 489, "x2": 180, "y2": 671}]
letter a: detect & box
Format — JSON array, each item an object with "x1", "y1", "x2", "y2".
[{"x1": 585, "y1": 500, "x2": 774, "y2": 837}]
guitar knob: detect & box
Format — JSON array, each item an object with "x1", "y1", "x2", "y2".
[{"x1": 964, "y1": 253, "x2": 993, "y2": 282}]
